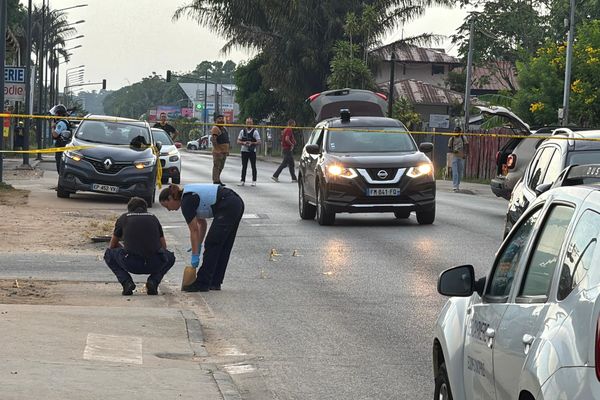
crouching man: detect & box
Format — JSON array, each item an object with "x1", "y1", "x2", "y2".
[{"x1": 104, "y1": 197, "x2": 176, "y2": 295}]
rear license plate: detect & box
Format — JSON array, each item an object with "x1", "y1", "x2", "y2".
[
  {"x1": 92, "y1": 183, "x2": 119, "y2": 193},
  {"x1": 367, "y1": 188, "x2": 400, "y2": 196}
]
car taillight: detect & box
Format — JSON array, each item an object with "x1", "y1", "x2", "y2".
[
  {"x1": 496, "y1": 151, "x2": 501, "y2": 165},
  {"x1": 506, "y1": 154, "x2": 517, "y2": 169},
  {"x1": 596, "y1": 316, "x2": 600, "y2": 381},
  {"x1": 375, "y1": 92, "x2": 387, "y2": 101},
  {"x1": 308, "y1": 93, "x2": 321, "y2": 102}
]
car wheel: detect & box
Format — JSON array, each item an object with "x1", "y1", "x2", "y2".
[
  {"x1": 416, "y1": 205, "x2": 435, "y2": 225},
  {"x1": 298, "y1": 180, "x2": 316, "y2": 220},
  {"x1": 189, "y1": 145, "x2": 198, "y2": 150},
  {"x1": 394, "y1": 210, "x2": 411, "y2": 219},
  {"x1": 172, "y1": 175, "x2": 181, "y2": 184},
  {"x1": 56, "y1": 185, "x2": 71, "y2": 199},
  {"x1": 316, "y1": 184, "x2": 335, "y2": 226},
  {"x1": 434, "y1": 362, "x2": 453, "y2": 400},
  {"x1": 144, "y1": 188, "x2": 155, "y2": 208}
]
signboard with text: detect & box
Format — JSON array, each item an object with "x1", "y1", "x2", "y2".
[
  {"x1": 429, "y1": 114, "x2": 450, "y2": 129},
  {"x1": 4, "y1": 67, "x2": 26, "y2": 102}
]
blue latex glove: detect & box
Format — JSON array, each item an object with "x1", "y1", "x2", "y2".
[{"x1": 191, "y1": 253, "x2": 200, "y2": 268}]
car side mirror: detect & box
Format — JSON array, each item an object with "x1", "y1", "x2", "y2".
[
  {"x1": 155, "y1": 141, "x2": 163, "y2": 151},
  {"x1": 535, "y1": 182, "x2": 552, "y2": 195},
  {"x1": 305, "y1": 144, "x2": 320, "y2": 155},
  {"x1": 438, "y1": 265, "x2": 475, "y2": 297},
  {"x1": 419, "y1": 142, "x2": 433, "y2": 153}
]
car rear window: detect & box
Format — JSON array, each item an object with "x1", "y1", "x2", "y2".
[
  {"x1": 77, "y1": 120, "x2": 150, "y2": 146},
  {"x1": 568, "y1": 150, "x2": 600, "y2": 166},
  {"x1": 327, "y1": 127, "x2": 415, "y2": 153}
]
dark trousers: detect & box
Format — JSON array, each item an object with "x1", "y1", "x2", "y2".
[
  {"x1": 273, "y1": 149, "x2": 296, "y2": 180},
  {"x1": 240, "y1": 151, "x2": 257, "y2": 182},
  {"x1": 195, "y1": 188, "x2": 245, "y2": 287},
  {"x1": 54, "y1": 141, "x2": 66, "y2": 174},
  {"x1": 104, "y1": 247, "x2": 176, "y2": 285}
]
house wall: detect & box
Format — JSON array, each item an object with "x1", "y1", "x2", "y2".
[{"x1": 374, "y1": 62, "x2": 450, "y2": 88}]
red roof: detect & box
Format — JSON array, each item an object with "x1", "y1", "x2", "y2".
[{"x1": 386, "y1": 79, "x2": 463, "y2": 105}]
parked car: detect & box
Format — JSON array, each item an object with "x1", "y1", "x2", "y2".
[
  {"x1": 151, "y1": 128, "x2": 181, "y2": 184},
  {"x1": 57, "y1": 115, "x2": 159, "y2": 206},
  {"x1": 298, "y1": 88, "x2": 435, "y2": 225},
  {"x1": 186, "y1": 135, "x2": 209, "y2": 150},
  {"x1": 504, "y1": 129, "x2": 600, "y2": 236},
  {"x1": 434, "y1": 164, "x2": 600, "y2": 400}
]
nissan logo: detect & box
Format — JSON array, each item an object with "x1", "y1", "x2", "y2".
[
  {"x1": 103, "y1": 158, "x2": 113, "y2": 169},
  {"x1": 377, "y1": 170, "x2": 388, "y2": 179}
]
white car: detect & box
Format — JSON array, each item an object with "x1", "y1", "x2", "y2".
[
  {"x1": 186, "y1": 135, "x2": 209, "y2": 150},
  {"x1": 433, "y1": 164, "x2": 600, "y2": 400},
  {"x1": 152, "y1": 128, "x2": 181, "y2": 184}
]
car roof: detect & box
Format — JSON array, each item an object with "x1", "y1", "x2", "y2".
[
  {"x1": 547, "y1": 129, "x2": 600, "y2": 151},
  {"x1": 322, "y1": 116, "x2": 406, "y2": 129},
  {"x1": 83, "y1": 114, "x2": 148, "y2": 125}
]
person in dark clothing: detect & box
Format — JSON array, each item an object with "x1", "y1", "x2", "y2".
[
  {"x1": 104, "y1": 197, "x2": 176, "y2": 295},
  {"x1": 159, "y1": 183, "x2": 244, "y2": 292},
  {"x1": 13, "y1": 120, "x2": 24, "y2": 149},
  {"x1": 49, "y1": 104, "x2": 71, "y2": 174},
  {"x1": 211, "y1": 113, "x2": 230, "y2": 185},
  {"x1": 271, "y1": 119, "x2": 297, "y2": 182},
  {"x1": 153, "y1": 112, "x2": 179, "y2": 140},
  {"x1": 237, "y1": 117, "x2": 261, "y2": 186}
]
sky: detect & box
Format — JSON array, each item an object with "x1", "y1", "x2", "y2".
[{"x1": 23, "y1": 1, "x2": 468, "y2": 92}]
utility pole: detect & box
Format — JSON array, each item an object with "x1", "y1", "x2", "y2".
[
  {"x1": 203, "y1": 68, "x2": 208, "y2": 135},
  {"x1": 0, "y1": 0, "x2": 6, "y2": 182},
  {"x1": 387, "y1": 48, "x2": 396, "y2": 117},
  {"x1": 23, "y1": 0, "x2": 32, "y2": 166},
  {"x1": 36, "y1": 0, "x2": 45, "y2": 160},
  {"x1": 464, "y1": 18, "x2": 475, "y2": 131},
  {"x1": 562, "y1": 0, "x2": 576, "y2": 126}
]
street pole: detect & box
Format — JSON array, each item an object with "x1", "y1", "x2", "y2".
[
  {"x1": 562, "y1": 0, "x2": 576, "y2": 126},
  {"x1": 36, "y1": 0, "x2": 45, "y2": 160},
  {"x1": 0, "y1": 0, "x2": 6, "y2": 182},
  {"x1": 387, "y1": 49, "x2": 395, "y2": 117},
  {"x1": 203, "y1": 69, "x2": 208, "y2": 135},
  {"x1": 23, "y1": 0, "x2": 32, "y2": 166},
  {"x1": 464, "y1": 19, "x2": 475, "y2": 131}
]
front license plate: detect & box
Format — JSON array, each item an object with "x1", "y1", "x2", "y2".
[
  {"x1": 92, "y1": 183, "x2": 119, "y2": 193},
  {"x1": 367, "y1": 188, "x2": 400, "y2": 196}
]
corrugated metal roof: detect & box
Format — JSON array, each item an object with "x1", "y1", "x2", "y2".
[
  {"x1": 391, "y1": 79, "x2": 464, "y2": 105},
  {"x1": 373, "y1": 42, "x2": 461, "y2": 64}
]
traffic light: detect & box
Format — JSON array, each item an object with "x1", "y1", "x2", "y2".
[
  {"x1": 166, "y1": 70, "x2": 172, "y2": 82},
  {"x1": 195, "y1": 103, "x2": 204, "y2": 110},
  {"x1": 102, "y1": 79, "x2": 107, "y2": 90}
]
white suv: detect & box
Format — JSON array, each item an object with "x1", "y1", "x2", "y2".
[
  {"x1": 433, "y1": 164, "x2": 600, "y2": 400},
  {"x1": 152, "y1": 128, "x2": 181, "y2": 184}
]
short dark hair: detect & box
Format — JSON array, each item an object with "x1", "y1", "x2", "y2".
[
  {"x1": 214, "y1": 113, "x2": 224, "y2": 120},
  {"x1": 127, "y1": 197, "x2": 147, "y2": 212},
  {"x1": 454, "y1": 126, "x2": 462, "y2": 133}
]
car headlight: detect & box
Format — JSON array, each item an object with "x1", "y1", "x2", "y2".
[
  {"x1": 168, "y1": 149, "x2": 179, "y2": 156},
  {"x1": 406, "y1": 163, "x2": 433, "y2": 178},
  {"x1": 133, "y1": 157, "x2": 156, "y2": 169},
  {"x1": 326, "y1": 164, "x2": 357, "y2": 179},
  {"x1": 169, "y1": 155, "x2": 179, "y2": 162},
  {"x1": 64, "y1": 150, "x2": 82, "y2": 161}
]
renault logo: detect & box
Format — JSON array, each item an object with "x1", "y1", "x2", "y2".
[
  {"x1": 377, "y1": 170, "x2": 388, "y2": 179},
  {"x1": 103, "y1": 158, "x2": 113, "y2": 170}
]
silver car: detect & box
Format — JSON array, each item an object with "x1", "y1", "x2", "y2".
[{"x1": 433, "y1": 164, "x2": 600, "y2": 400}]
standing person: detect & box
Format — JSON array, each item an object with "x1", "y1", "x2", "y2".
[
  {"x1": 211, "y1": 113, "x2": 230, "y2": 185},
  {"x1": 153, "y1": 112, "x2": 179, "y2": 141},
  {"x1": 237, "y1": 117, "x2": 261, "y2": 186},
  {"x1": 271, "y1": 119, "x2": 297, "y2": 183},
  {"x1": 448, "y1": 127, "x2": 469, "y2": 192},
  {"x1": 103, "y1": 197, "x2": 176, "y2": 296},
  {"x1": 13, "y1": 120, "x2": 24, "y2": 149},
  {"x1": 49, "y1": 104, "x2": 71, "y2": 174},
  {"x1": 159, "y1": 183, "x2": 244, "y2": 292}
]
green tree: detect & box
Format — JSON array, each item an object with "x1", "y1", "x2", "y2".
[
  {"x1": 234, "y1": 54, "x2": 282, "y2": 121},
  {"x1": 392, "y1": 97, "x2": 421, "y2": 130}
]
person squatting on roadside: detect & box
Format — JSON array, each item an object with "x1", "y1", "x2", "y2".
[
  {"x1": 104, "y1": 197, "x2": 176, "y2": 296},
  {"x1": 271, "y1": 119, "x2": 297, "y2": 183},
  {"x1": 159, "y1": 183, "x2": 244, "y2": 292},
  {"x1": 237, "y1": 117, "x2": 261, "y2": 186},
  {"x1": 211, "y1": 113, "x2": 230, "y2": 185},
  {"x1": 153, "y1": 112, "x2": 179, "y2": 141},
  {"x1": 49, "y1": 104, "x2": 71, "y2": 174},
  {"x1": 448, "y1": 126, "x2": 469, "y2": 192}
]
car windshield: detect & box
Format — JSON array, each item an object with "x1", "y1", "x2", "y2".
[
  {"x1": 76, "y1": 120, "x2": 151, "y2": 146},
  {"x1": 327, "y1": 127, "x2": 415, "y2": 153},
  {"x1": 152, "y1": 129, "x2": 174, "y2": 145}
]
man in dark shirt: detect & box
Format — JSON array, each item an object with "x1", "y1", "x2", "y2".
[
  {"x1": 153, "y1": 112, "x2": 179, "y2": 141},
  {"x1": 103, "y1": 197, "x2": 176, "y2": 295}
]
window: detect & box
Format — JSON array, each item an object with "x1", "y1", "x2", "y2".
[
  {"x1": 558, "y1": 209, "x2": 600, "y2": 300},
  {"x1": 527, "y1": 148, "x2": 555, "y2": 191},
  {"x1": 487, "y1": 207, "x2": 542, "y2": 298},
  {"x1": 326, "y1": 127, "x2": 415, "y2": 153},
  {"x1": 519, "y1": 205, "x2": 574, "y2": 298},
  {"x1": 541, "y1": 148, "x2": 563, "y2": 185},
  {"x1": 432, "y1": 64, "x2": 445, "y2": 75}
]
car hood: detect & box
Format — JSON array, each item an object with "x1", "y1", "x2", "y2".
[
  {"x1": 327, "y1": 151, "x2": 431, "y2": 168},
  {"x1": 475, "y1": 105, "x2": 531, "y2": 134},
  {"x1": 70, "y1": 138, "x2": 155, "y2": 161},
  {"x1": 159, "y1": 144, "x2": 178, "y2": 155}
]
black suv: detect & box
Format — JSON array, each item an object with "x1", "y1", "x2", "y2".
[
  {"x1": 298, "y1": 89, "x2": 435, "y2": 225},
  {"x1": 504, "y1": 129, "x2": 600, "y2": 236},
  {"x1": 57, "y1": 115, "x2": 159, "y2": 206}
]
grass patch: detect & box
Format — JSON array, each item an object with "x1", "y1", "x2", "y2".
[
  {"x1": 0, "y1": 182, "x2": 14, "y2": 191},
  {"x1": 0, "y1": 183, "x2": 29, "y2": 206}
]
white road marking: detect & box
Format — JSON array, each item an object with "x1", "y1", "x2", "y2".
[
  {"x1": 222, "y1": 363, "x2": 256, "y2": 375},
  {"x1": 83, "y1": 333, "x2": 143, "y2": 365}
]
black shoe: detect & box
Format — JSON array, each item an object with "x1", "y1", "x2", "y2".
[
  {"x1": 182, "y1": 282, "x2": 210, "y2": 292},
  {"x1": 146, "y1": 279, "x2": 158, "y2": 295},
  {"x1": 213, "y1": 181, "x2": 226, "y2": 186},
  {"x1": 121, "y1": 281, "x2": 136, "y2": 296},
  {"x1": 210, "y1": 284, "x2": 221, "y2": 291}
]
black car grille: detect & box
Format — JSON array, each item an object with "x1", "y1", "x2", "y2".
[
  {"x1": 86, "y1": 158, "x2": 130, "y2": 175},
  {"x1": 160, "y1": 159, "x2": 166, "y2": 167},
  {"x1": 364, "y1": 168, "x2": 399, "y2": 182}
]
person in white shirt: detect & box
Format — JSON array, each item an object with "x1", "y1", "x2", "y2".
[{"x1": 237, "y1": 117, "x2": 262, "y2": 186}]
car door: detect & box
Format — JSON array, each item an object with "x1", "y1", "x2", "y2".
[
  {"x1": 304, "y1": 126, "x2": 325, "y2": 200},
  {"x1": 493, "y1": 203, "x2": 575, "y2": 400},
  {"x1": 463, "y1": 206, "x2": 543, "y2": 400}
]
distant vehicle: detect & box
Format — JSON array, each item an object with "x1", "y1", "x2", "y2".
[
  {"x1": 58, "y1": 115, "x2": 159, "y2": 206},
  {"x1": 434, "y1": 164, "x2": 600, "y2": 400},
  {"x1": 186, "y1": 135, "x2": 209, "y2": 150},
  {"x1": 151, "y1": 128, "x2": 181, "y2": 184},
  {"x1": 298, "y1": 88, "x2": 435, "y2": 225}
]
